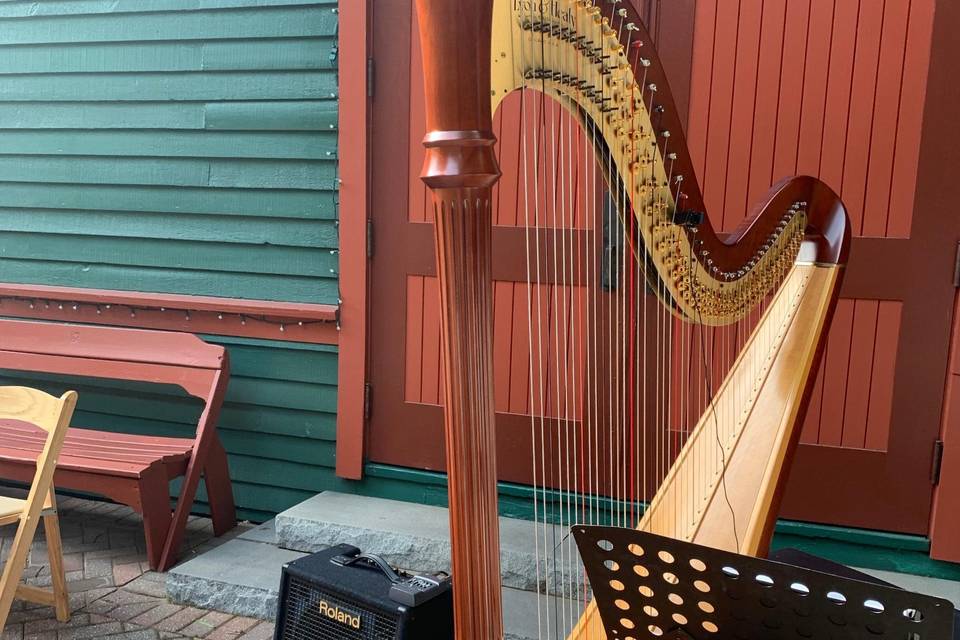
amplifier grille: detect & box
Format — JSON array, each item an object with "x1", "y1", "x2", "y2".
[{"x1": 278, "y1": 575, "x2": 400, "y2": 640}]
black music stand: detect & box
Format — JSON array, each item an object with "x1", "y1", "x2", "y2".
[{"x1": 573, "y1": 525, "x2": 955, "y2": 639}]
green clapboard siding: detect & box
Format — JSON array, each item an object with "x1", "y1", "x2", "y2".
[
  {"x1": 0, "y1": 336, "x2": 340, "y2": 523},
  {"x1": 0, "y1": 0, "x2": 339, "y2": 304},
  {"x1": 0, "y1": 0, "x2": 348, "y2": 522}
]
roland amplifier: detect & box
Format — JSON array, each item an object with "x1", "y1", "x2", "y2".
[{"x1": 274, "y1": 544, "x2": 454, "y2": 640}]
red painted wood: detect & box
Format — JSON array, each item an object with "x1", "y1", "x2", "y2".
[
  {"x1": 818, "y1": 0, "x2": 859, "y2": 198},
  {"x1": 405, "y1": 276, "x2": 425, "y2": 403},
  {"x1": 421, "y1": 276, "x2": 441, "y2": 405},
  {"x1": 0, "y1": 297, "x2": 337, "y2": 345},
  {"x1": 685, "y1": 0, "x2": 717, "y2": 178},
  {"x1": 841, "y1": 300, "x2": 878, "y2": 449},
  {"x1": 334, "y1": 0, "x2": 371, "y2": 479},
  {"x1": 509, "y1": 283, "x2": 531, "y2": 414},
  {"x1": 0, "y1": 318, "x2": 235, "y2": 570},
  {"x1": 771, "y1": 0, "x2": 810, "y2": 182},
  {"x1": 680, "y1": 0, "x2": 947, "y2": 534},
  {"x1": 721, "y1": 0, "x2": 762, "y2": 231},
  {"x1": 493, "y1": 281, "x2": 513, "y2": 414},
  {"x1": 0, "y1": 319, "x2": 223, "y2": 370},
  {"x1": 887, "y1": 0, "x2": 935, "y2": 237},
  {"x1": 842, "y1": 1, "x2": 884, "y2": 236},
  {"x1": 799, "y1": 361, "x2": 825, "y2": 445},
  {"x1": 816, "y1": 299, "x2": 854, "y2": 446},
  {"x1": 932, "y1": 369, "x2": 960, "y2": 562},
  {"x1": 864, "y1": 301, "x2": 901, "y2": 451},
  {"x1": 921, "y1": 0, "x2": 960, "y2": 559},
  {"x1": 0, "y1": 283, "x2": 337, "y2": 322},
  {"x1": 747, "y1": 0, "x2": 787, "y2": 208},
  {"x1": 862, "y1": 0, "x2": 910, "y2": 238}
]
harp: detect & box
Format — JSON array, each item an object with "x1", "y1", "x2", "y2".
[{"x1": 414, "y1": 0, "x2": 850, "y2": 638}]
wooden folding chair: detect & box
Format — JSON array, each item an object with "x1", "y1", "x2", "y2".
[{"x1": 0, "y1": 386, "x2": 77, "y2": 630}]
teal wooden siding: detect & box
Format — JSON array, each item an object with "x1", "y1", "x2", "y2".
[
  {"x1": 0, "y1": 0, "x2": 339, "y2": 304},
  {"x1": 0, "y1": 0, "x2": 345, "y2": 521}
]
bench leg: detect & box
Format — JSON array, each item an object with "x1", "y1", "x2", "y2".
[
  {"x1": 138, "y1": 467, "x2": 172, "y2": 572},
  {"x1": 42, "y1": 512, "x2": 70, "y2": 622},
  {"x1": 204, "y1": 439, "x2": 236, "y2": 537}
]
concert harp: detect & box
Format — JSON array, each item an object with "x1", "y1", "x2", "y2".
[{"x1": 414, "y1": 0, "x2": 850, "y2": 638}]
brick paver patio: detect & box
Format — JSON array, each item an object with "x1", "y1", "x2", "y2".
[{"x1": 0, "y1": 490, "x2": 273, "y2": 640}]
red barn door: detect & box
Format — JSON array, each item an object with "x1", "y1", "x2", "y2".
[{"x1": 367, "y1": 0, "x2": 954, "y2": 536}]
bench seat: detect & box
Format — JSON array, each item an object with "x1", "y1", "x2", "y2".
[{"x1": 0, "y1": 420, "x2": 194, "y2": 478}]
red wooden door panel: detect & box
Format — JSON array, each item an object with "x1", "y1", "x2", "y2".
[
  {"x1": 686, "y1": 0, "x2": 949, "y2": 535},
  {"x1": 367, "y1": 0, "x2": 953, "y2": 536}
]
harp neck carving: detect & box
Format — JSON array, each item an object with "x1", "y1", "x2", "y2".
[{"x1": 491, "y1": 0, "x2": 847, "y2": 325}]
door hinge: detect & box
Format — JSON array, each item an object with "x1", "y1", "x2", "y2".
[
  {"x1": 932, "y1": 439, "x2": 944, "y2": 485},
  {"x1": 953, "y1": 242, "x2": 960, "y2": 287},
  {"x1": 366, "y1": 218, "x2": 374, "y2": 258},
  {"x1": 367, "y1": 57, "x2": 375, "y2": 99},
  {"x1": 363, "y1": 382, "x2": 373, "y2": 422}
]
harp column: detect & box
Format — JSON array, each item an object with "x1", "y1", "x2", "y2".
[{"x1": 414, "y1": 0, "x2": 504, "y2": 638}]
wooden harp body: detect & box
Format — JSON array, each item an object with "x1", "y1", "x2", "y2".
[{"x1": 413, "y1": 0, "x2": 850, "y2": 638}]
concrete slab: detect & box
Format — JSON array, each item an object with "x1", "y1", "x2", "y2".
[
  {"x1": 238, "y1": 520, "x2": 278, "y2": 545},
  {"x1": 856, "y1": 567, "x2": 960, "y2": 609},
  {"x1": 166, "y1": 538, "x2": 305, "y2": 620},
  {"x1": 274, "y1": 491, "x2": 581, "y2": 593}
]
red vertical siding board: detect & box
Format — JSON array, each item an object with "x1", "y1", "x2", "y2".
[
  {"x1": 818, "y1": 0, "x2": 860, "y2": 195},
  {"x1": 887, "y1": 0, "x2": 935, "y2": 237},
  {"x1": 862, "y1": 0, "x2": 910, "y2": 238},
  {"x1": 686, "y1": 0, "x2": 718, "y2": 178},
  {"x1": 817, "y1": 299, "x2": 855, "y2": 446},
  {"x1": 795, "y1": 0, "x2": 835, "y2": 177},
  {"x1": 494, "y1": 280, "x2": 514, "y2": 413},
  {"x1": 407, "y1": 15, "x2": 427, "y2": 224},
  {"x1": 771, "y1": 0, "x2": 811, "y2": 182},
  {"x1": 405, "y1": 276, "x2": 425, "y2": 403},
  {"x1": 496, "y1": 92, "x2": 524, "y2": 227},
  {"x1": 509, "y1": 284, "x2": 532, "y2": 414},
  {"x1": 421, "y1": 276, "x2": 441, "y2": 406},
  {"x1": 334, "y1": 0, "x2": 369, "y2": 479},
  {"x1": 842, "y1": 1, "x2": 885, "y2": 235},
  {"x1": 931, "y1": 371, "x2": 960, "y2": 561},
  {"x1": 702, "y1": 0, "x2": 741, "y2": 216},
  {"x1": 722, "y1": 0, "x2": 763, "y2": 230},
  {"x1": 545, "y1": 284, "x2": 560, "y2": 418},
  {"x1": 800, "y1": 360, "x2": 826, "y2": 445},
  {"x1": 841, "y1": 300, "x2": 880, "y2": 448},
  {"x1": 746, "y1": 0, "x2": 787, "y2": 208},
  {"x1": 864, "y1": 300, "x2": 902, "y2": 451}
]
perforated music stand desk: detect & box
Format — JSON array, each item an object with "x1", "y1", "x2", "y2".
[{"x1": 573, "y1": 525, "x2": 954, "y2": 639}]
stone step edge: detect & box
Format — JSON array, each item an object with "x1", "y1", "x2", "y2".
[
  {"x1": 273, "y1": 491, "x2": 582, "y2": 594},
  {"x1": 166, "y1": 537, "x2": 573, "y2": 640}
]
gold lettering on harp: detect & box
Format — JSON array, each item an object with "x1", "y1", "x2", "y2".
[{"x1": 513, "y1": 0, "x2": 575, "y2": 25}]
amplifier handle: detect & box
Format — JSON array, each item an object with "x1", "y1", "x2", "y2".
[{"x1": 331, "y1": 552, "x2": 406, "y2": 584}]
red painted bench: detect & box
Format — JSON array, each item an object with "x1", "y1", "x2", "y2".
[{"x1": 0, "y1": 319, "x2": 236, "y2": 571}]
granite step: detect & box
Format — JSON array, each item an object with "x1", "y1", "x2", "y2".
[
  {"x1": 274, "y1": 491, "x2": 582, "y2": 594},
  {"x1": 166, "y1": 522, "x2": 578, "y2": 640}
]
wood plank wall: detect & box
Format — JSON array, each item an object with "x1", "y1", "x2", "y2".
[
  {"x1": 0, "y1": 0, "x2": 344, "y2": 520},
  {"x1": 0, "y1": 0, "x2": 339, "y2": 304},
  {"x1": 686, "y1": 0, "x2": 934, "y2": 452}
]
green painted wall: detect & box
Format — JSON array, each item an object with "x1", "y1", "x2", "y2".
[
  {"x1": 0, "y1": 0, "x2": 339, "y2": 303},
  {"x1": 0, "y1": 0, "x2": 344, "y2": 521}
]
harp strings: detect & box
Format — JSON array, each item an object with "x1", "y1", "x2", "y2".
[{"x1": 506, "y1": 1, "x2": 793, "y2": 637}]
